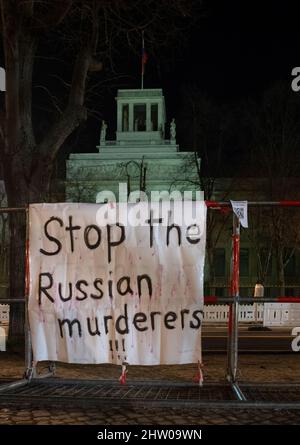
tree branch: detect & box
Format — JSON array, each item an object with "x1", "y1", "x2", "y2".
[
  {"x1": 31, "y1": 0, "x2": 73, "y2": 29},
  {"x1": 38, "y1": 2, "x2": 100, "y2": 163}
]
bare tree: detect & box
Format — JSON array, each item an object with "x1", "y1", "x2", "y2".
[
  {"x1": 0, "y1": 0, "x2": 201, "y2": 336},
  {"x1": 175, "y1": 87, "x2": 240, "y2": 289},
  {"x1": 0, "y1": 183, "x2": 8, "y2": 294}
]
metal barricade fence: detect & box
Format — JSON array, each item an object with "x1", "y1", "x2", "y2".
[
  {"x1": 0, "y1": 202, "x2": 300, "y2": 405},
  {"x1": 205, "y1": 200, "x2": 300, "y2": 400}
]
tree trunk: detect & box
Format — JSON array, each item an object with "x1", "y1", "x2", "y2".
[
  {"x1": 5, "y1": 166, "x2": 44, "y2": 339},
  {"x1": 0, "y1": 0, "x2": 94, "y2": 341},
  {"x1": 205, "y1": 239, "x2": 215, "y2": 295}
]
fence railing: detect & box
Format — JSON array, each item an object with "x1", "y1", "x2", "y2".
[
  {"x1": 1, "y1": 201, "x2": 300, "y2": 394},
  {"x1": 1, "y1": 302, "x2": 299, "y2": 328}
]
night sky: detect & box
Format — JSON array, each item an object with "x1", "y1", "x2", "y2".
[
  {"x1": 85, "y1": 1, "x2": 300, "y2": 139},
  {"x1": 44, "y1": 1, "x2": 300, "y2": 173}
]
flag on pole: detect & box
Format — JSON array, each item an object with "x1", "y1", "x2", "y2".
[
  {"x1": 230, "y1": 200, "x2": 249, "y2": 228},
  {"x1": 142, "y1": 47, "x2": 148, "y2": 75}
]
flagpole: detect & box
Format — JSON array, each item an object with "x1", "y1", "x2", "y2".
[{"x1": 141, "y1": 31, "x2": 144, "y2": 90}]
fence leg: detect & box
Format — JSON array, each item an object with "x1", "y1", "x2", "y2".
[
  {"x1": 24, "y1": 207, "x2": 35, "y2": 380},
  {"x1": 227, "y1": 214, "x2": 240, "y2": 382}
]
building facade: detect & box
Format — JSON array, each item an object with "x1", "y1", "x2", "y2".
[
  {"x1": 66, "y1": 89, "x2": 300, "y2": 299},
  {"x1": 66, "y1": 89, "x2": 200, "y2": 203}
]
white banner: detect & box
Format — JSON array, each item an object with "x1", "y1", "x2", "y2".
[{"x1": 28, "y1": 202, "x2": 206, "y2": 365}]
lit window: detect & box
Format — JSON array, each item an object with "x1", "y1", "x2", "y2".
[
  {"x1": 258, "y1": 248, "x2": 272, "y2": 277},
  {"x1": 122, "y1": 104, "x2": 129, "y2": 131},
  {"x1": 213, "y1": 248, "x2": 226, "y2": 277},
  {"x1": 151, "y1": 104, "x2": 158, "y2": 131},
  {"x1": 134, "y1": 104, "x2": 146, "y2": 131}
]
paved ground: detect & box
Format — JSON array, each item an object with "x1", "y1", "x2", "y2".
[
  {"x1": 0, "y1": 351, "x2": 300, "y2": 424},
  {"x1": 1, "y1": 324, "x2": 296, "y2": 352},
  {"x1": 203, "y1": 325, "x2": 294, "y2": 351}
]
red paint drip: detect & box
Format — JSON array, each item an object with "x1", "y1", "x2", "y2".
[
  {"x1": 204, "y1": 296, "x2": 218, "y2": 304},
  {"x1": 193, "y1": 361, "x2": 204, "y2": 386},
  {"x1": 279, "y1": 200, "x2": 300, "y2": 207},
  {"x1": 119, "y1": 363, "x2": 127, "y2": 385},
  {"x1": 277, "y1": 297, "x2": 300, "y2": 303},
  {"x1": 25, "y1": 238, "x2": 30, "y2": 298}
]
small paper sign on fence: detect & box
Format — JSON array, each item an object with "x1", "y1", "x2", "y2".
[
  {"x1": 28, "y1": 202, "x2": 206, "y2": 365},
  {"x1": 230, "y1": 200, "x2": 248, "y2": 228}
]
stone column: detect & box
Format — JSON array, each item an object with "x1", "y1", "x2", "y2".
[
  {"x1": 117, "y1": 102, "x2": 122, "y2": 132},
  {"x1": 146, "y1": 102, "x2": 151, "y2": 131}
]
